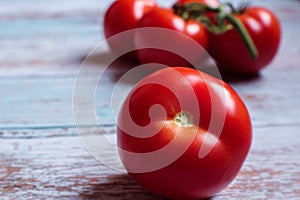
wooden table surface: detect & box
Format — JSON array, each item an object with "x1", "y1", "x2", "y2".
[{"x1": 1, "y1": 0, "x2": 300, "y2": 199}]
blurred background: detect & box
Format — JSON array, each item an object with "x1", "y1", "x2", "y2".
[
  {"x1": 1, "y1": 0, "x2": 299, "y2": 75},
  {"x1": 0, "y1": 0, "x2": 299, "y2": 127}
]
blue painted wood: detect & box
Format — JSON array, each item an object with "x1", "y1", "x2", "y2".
[{"x1": 1, "y1": 66, "x2": 300, "y2": 129}]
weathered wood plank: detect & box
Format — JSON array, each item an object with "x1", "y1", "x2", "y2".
[
  {"x1": 0, "y1": 131, "x2": 163, "y2": 199},
  {"x1": 1, "y1": 125, "x2": 300, "y2": 199},
  {"x1": 1, "y1": 66, "x2": 300, "y2": 129},
  {"x1": 0, "y1": 0, "x2": 106, "y2": 20},
  {"x1": 0, "y1": 17, "x2": 100, "y2": 74}
]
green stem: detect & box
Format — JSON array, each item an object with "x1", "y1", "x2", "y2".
[
  {"x1": 216, "y1": 11, "x2": 226, "y2": 27},
  {"x1": 173, "y1": 2, "x2": 258, "y2": 59},
  {"x1": 196, "y1": 15, "x2": 232, "y2": 34},
  {"x1": 184, "y1": 2, "x2": 220, "y2": 12},
  {"x1": 225, "y1": 14, "x2": 258, "y2": 59},
  {"x1": 173, "y1": 2, "x2": 220, "y2": 17}
]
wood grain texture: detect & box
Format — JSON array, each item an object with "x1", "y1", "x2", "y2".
[
  {"x1": 1, "y1": 125, "x2": 299, "y2": 199},
  {"x1": 1, "y1": 0, "x2": 300, "y2": 199},
  {"x1": 1, "y1": 65, "x2": 300, "y2": 131}
]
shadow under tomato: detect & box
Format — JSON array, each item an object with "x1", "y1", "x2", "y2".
[
  {"x1": 78, "y1": 48, "x2": 219, "y2": 81},
  {"x1": 79, "y1": 50, "x2": 145, "y2": 84},
  {"x1": 79, "y1": 50, "x2": 171, "y2": 85},
  {"x1": 78, "y1": 49, "x2": 262, "y2": 86},
  {"x1": 221, "y1": 69, "x2": 262, "y2": 83},
  {"x1": 79, "y1": 173, "x2": 214, "y2": 200},
  {"x1": 79, "y1": 173, "x2": 165, "y2": 200}
]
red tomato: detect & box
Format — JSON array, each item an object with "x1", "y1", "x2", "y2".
[
  {"x1": 103, "y1": 0, "x2": 157, "y2": 59},
  {"x1": 117, "y1": 67, "x2": 252, "y2": 199},
  {"x1": 135, "y1": 7, "x2": 208, "y2": 66},
  {"x1": 209, "y1": 7, "x2": 281, "y2": 75}
]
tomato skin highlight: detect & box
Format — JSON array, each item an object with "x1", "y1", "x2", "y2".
[
  {"x1": 208, "y1": 7, "x2": 281, "y2": 75},
  {"x1": 117, "y1": 67, "x2": 252, "y2": 199},
  {"x1": 135, "y1": 7, "x2": 209, "y2": 67},
  {"x1": 103, "y1": 0, "x2": 157, "y2": 59}
]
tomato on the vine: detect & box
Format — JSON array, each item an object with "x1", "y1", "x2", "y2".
[
  {"x1": 103, "y1": 0, "x2": 157, "y2": 59},
  {"x1": 117, "y1": 67, "x2": 252, "y2": 199},
  {"x1": 208, "y1": 6, "x2": 281, "y2": 75},
  {"x1": 135, "y1": 7, "x2": 209, "y2": 66}
]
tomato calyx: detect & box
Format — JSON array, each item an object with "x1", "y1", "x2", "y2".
[
  {"x1": 174, "y1": 111, "x2": 194, "y2": 128},
  {"x1": 173, "y1": 2, "x2": 258, "y2": 59},
  {"x1": 173, "y1": 3, "x2": 216, "y2": 21}
]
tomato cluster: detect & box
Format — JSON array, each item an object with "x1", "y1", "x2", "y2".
[
  {"x1": 102, "y1": 0, "x2": 279, "y2": 199},
  {"x1": 104, "y1": 0, "x2": 281, "y2": 75}
]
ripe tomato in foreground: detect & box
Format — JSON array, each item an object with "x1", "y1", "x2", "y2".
[{"x1": 117, "y1": 67, "x2": 252, "y2": 199}]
